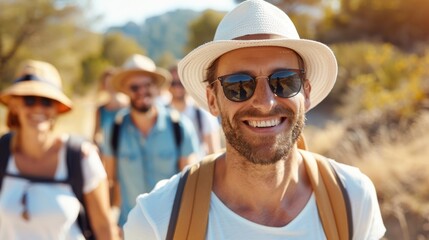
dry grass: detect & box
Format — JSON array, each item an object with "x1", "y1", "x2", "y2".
[{"x1": 306, "y1": 111, "x2": 429, "y2": 240}]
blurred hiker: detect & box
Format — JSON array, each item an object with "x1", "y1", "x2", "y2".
[
  {"x1": 105, "y1": 54, "x2": 199, "y2": 227},
  {"x1": 168, "y1": 64, "x2": 222, "y2": 158},
  {"x1": 0, "y1": 60, "x2": 119, "y2": 239},
  {"x1": 93, "y1": 67, "x2": 128, "y2": 221}
]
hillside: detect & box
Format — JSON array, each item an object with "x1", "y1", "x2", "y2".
[{"x1": 106, "y1": 9, "x2": 200, "y2": 61}]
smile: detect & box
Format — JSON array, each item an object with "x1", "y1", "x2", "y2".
[{"x1": 246, "y1": 118, "x2": 282, "y2": 128}]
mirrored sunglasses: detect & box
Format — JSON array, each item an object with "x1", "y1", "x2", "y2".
[
  {"x1": 22, "y1": 96, "x2": 54, "y2": 108},
  {"x1": 212, "y1": 69, "x2": 304, "y2": 102}
]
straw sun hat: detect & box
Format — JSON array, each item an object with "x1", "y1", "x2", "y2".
[
  {"x1": 178, "y1": 0, "x2": 338, "y2": 112},
  {"x1": 0, "y1": 60, "x2": 72, "y2": 113},
  {"x1": 111, "y1": 54, "x2": 172, "y2": 93}
]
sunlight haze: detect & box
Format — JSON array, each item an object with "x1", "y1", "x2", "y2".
[{"x1": 90, "y1": 0, "x2": 236, "y2": 31}]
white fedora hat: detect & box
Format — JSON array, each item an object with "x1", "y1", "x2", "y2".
[
  {"x1": 0, "y1": 60, "x2": 72, "y2": 113},
  {"x1": 178, "y1": 0, "x2": 337, "y2": 112},
  {"x1": 111, "y1": 54, "x2": 172, "y2": 93}
]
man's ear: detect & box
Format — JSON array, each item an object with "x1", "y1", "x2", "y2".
[
  {"x1": 206, "y1": 86, "x2": 220, "y2": 116},
  {"x1": 303, "y1": 80, "x2": 311, "y2": 111}
]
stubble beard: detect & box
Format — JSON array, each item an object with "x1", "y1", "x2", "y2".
[
  {"x1": 221, "y1": 105, "x2": 305, "y2": 165},
  {"x1": 130, "y1": 95, "x2": 152, "y2": 113}
]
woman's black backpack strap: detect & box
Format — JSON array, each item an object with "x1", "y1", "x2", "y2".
[
  {"x1": 0, "y1": 132, "x2": 13, "y2": 190},
  {"x1": 66, "y1": 135, "x2": 95, "y2": 240}
]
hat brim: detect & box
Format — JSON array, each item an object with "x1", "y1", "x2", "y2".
[
  {"x1": 178, "y1": 38, "x2": 337, "y2": 112},
  {"x1": 111, "y1": 69, "x2": 171, "y2": 93},
  {"x1": 0, "y1": 81, "x2": 72, "y2": 113}
]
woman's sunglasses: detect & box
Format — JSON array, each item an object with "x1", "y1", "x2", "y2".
[
  {"x1": 211, "y1": 69, "x2": 305, "y2": 102},
  {"x1": 22, "y1": 96, "x2": 54, "y2": 108}
]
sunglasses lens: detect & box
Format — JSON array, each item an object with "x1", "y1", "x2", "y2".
[
  {"x1": 221, "y1": 74, "x2": 256, "y2": 102},
  {"x1": 129, "y1": 85, "x2": 139, "y2": 93},
  {"x1": 40, "y1": 97, "x2": 53, "y2": 107},
  {"x1": 23, "y1": 96, "x2": 53, "y2": 107},
  {"x1": 171, "y1": 81, "x2": 183, "y2": 88},
  {"x1": 269, "y1": 70, "x2": 302, "y2": 98},
  {"x1": 23, "y1": 96, "x2": 36, "y2": 107}
]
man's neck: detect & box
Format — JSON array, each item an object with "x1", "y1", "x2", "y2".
[
  {"x1": 130, "y1": 106, "x2": 157, "y2": 136},
  {"x1": 170, "y1": 98, "x2": 187, "y2": 112},
  {"x1": 212, "y1": 146, "x2": 312, "y2": 227}
]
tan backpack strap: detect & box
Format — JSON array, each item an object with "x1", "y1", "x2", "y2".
[
  {"x1": 172, "y1": 152, "x2": 222, "y2": 240},
  {"x1": 297, "y1": 133, "x2": 308, "y2": 150},
  {"x1": 301, "y1": 149, "x2": 350, "y2": 240}
]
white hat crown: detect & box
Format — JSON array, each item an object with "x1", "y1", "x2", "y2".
[
  {"x1": 123, "y1": 54, "x2": 157, "y2": 72},
  {"x1": 215, "y1": 0, "x2": 299, "y2": 41}
]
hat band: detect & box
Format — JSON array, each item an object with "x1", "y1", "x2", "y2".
[{"x1": 13, "y1": 74, "x2": 59, "y2": 90}]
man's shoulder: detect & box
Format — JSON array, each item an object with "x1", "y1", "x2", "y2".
[
  {"x1": 125, "y1": 173, "x2": 181, "y2": 239},
  {"x1": 135, "y1": 172, "x2": 180, "y2": 215},
  {"x1": 327, "y1": 158, "x2": 377, "y2": 206}
]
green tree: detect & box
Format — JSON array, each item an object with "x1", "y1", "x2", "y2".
[
  {"x1": 320, "y1": 0, "x2": 429, "y2": 50},
  {"x1": 0, "y1": 0, "x2": 99, "y2": 95},
  {"x1": 331, "y1": 42, "x2": 428, "y2": 118},
  {"x1": 0, "y1": 0, "x2": 77, "y2": 83},
  {"x1": 102, "y1": 32, "x2": 145, "y2": 67},
  {"x1": 77, "y1": 32, "x2": 146, "y2": 94},
  {"x1": 185, "y1": 10, "x2": 225, "y2": 54}
]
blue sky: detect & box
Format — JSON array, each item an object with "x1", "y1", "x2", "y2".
[{"x1": 89, "y1": 0, "x2": 236, "y2": 31}]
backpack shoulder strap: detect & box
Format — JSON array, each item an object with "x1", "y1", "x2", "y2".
[
  {"x1": 167, "y1": 151, "x2": 223, "y2": 240},
  {"x1": 170, "y1": 109, "x2": 182, "y2": 150},
  {"x1": 170, "y1": 109, "x2": 183, "y2": 173},
  {"x1": 0, "y1": 132, "x2": 13, "y2": 190},
  {"x1": 111, "y1": 109, "x2": 127, "y2": 157},
  {"x1": 300, "y1": 149, "x2": 352, "y2": 240},
  {"x1": 66, "y1": 135, "x2": 84, "y2": 200},
  {"x1": 66, "y1": 135, "x2": 95, "y2": 240},
  {"x1": 194, "y1": 107, "x2": 203, "y2": 140}
]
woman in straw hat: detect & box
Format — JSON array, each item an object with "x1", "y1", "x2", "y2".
[{"x1": 0, "y1": 60, "x2": 120, "y2": 239}]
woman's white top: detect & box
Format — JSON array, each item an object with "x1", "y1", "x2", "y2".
[{"x1": 0, "y1": 135, "x2": 107, "y2": 240}]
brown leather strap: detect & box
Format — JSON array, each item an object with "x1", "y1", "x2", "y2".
[
  {"x1": 301, "y1": 149, "x2": 350, "y2": 240},
  {"x1": 297, "y1": 134, "x2": 308, "y2": 150},
  {"x1": 173, "y1": 152, "x2": 221, "y2": 240}
]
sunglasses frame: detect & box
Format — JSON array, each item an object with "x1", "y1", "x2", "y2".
[
  {"x1": 22, "y1": 96, "x2": 54, "y2": 108},
  {"x1": 212, "y1": 69, "x2": 305, "y2": 102}
]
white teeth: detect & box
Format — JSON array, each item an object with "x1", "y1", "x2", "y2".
[{"x1": 248, "y1": 119, "x2": 280, "y2": 128}]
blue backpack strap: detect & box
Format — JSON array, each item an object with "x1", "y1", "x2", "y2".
[
  {"x1": 66, "y1": 135, "x2": 95, "y2": 240},
  {"x1": 0, "y1": 132, "x2": 12, "y2": 190}
]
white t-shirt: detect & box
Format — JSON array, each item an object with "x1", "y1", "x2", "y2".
[
  {"x1": 0, "y1": 135, "x2": 107, "y2": 240},
  {"x1": 124, "y1": 160, "x2": 386, "y2": 240},
  {"x1": 182, "y1": 104, "x2": 220, "y2": 157}
]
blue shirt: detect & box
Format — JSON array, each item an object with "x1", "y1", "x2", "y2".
[{"x1": 105, "y1": 104, "x2": 199, "y2": 226}]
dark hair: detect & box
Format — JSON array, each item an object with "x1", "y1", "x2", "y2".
[
  {"x1": 204, "y1": 58, "x2": 220, "y2": 87},
  {"x1": 6, "y1": 111, "x2": 20, "y2": 129}
]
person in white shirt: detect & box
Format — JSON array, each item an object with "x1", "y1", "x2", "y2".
[
  {"x1": 168, "y1": 64, "x2": 222, "y2": 158},
  {"x1": 0, "y1": 60, "x2": 120, "y2": 240},
  {"x1": 124, "y1": 1, "x2": 386, "y2": 239}
]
